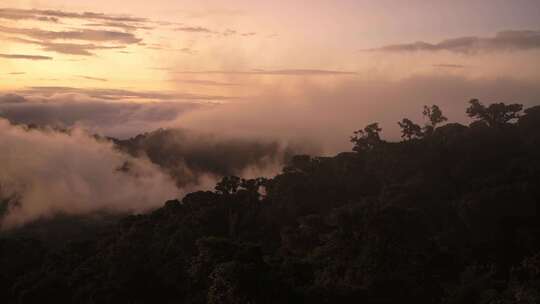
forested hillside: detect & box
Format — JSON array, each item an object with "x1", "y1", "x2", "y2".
[{"x1": 1, "y1": 100, "x2": 540, "y2": 303}]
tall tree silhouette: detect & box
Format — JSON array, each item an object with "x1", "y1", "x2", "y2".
[
  {"x1": 398, "y1": 118, "x2": 423, "y2": 140},
  {"x1": 215, "y1": 176, "x2": 241, "y2": 195},
  {"x1": 351, "y1": 123, "x2": 382, "y2": 152},
  {"x1": 466, "y1": 99, "x2": 523, "y2": 127},
  {"x1": 423, "y1": 105, "x2": 447, "y2": 135}
]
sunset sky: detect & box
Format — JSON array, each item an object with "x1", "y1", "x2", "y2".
[{"x1": 1, "y1": 0, "x2": 540, "y2": 148}]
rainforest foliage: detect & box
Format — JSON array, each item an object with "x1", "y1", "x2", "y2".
[{"x1": 1, "y1": 99, "x2": 540, "y2": 303}]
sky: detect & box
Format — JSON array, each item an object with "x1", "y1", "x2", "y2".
[{"x1": 1, "y1": 0, "x2": 540, "y2": 148}]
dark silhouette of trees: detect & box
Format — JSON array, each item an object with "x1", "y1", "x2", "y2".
[
  {"x1": 351, "y1": 122, "x2": 383, "y2": 152},
  {"x1": 397, "y1": 104, "x2": 447, "y2": 140},
  {"x1": 215, "y1": 176, "x2": 241, "y2": 195},
  {"x1": 398, "y1": 118, "x2": 423, "y2": 140},
  {"x1": 2, "y1": 99, "x2": 540, "y2": 304},
  {"x1": 423, "y1": 104, "x2": 447, "y2": 135},
  {"x1": 466, "y1": 98, "x2": 523, "y2": 127}
]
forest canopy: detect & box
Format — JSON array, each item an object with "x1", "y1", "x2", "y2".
[{"x1": 1, "y1": 99, "x2": 540, "y2": 304}]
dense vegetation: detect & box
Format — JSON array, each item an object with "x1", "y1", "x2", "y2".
[{"x1": 1, "y1": 99, "x2": 540, "y2": 303}]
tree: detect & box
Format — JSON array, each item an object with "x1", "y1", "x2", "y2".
[
  {"x1": 466, "y1": 99, "x2": 523, "y2": 127},
  {"x1": 215, "y1": 176, "x2": 241, "y2": 195},
  {"x1": 423, "y1": 105, "x2": 447, "y2": 135},
  {"x1": 351, "y1": 123, "x2": 382, "y2": 152},
  {"x1": 398, "y1": 118, "x2": 423, "y2": 140},
  {"x1": 240, "y1": 178, "x2": 267, "y2": 199}
]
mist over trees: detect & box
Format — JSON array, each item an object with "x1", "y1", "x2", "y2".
[
  {"x1": 112, "y1": 128, "x2": 300, "y2": 187},
  {"x1": 1, "y1": 100, "x2": 540, "y2": 303}
]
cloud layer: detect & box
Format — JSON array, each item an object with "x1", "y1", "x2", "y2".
[
  {"x1": 0, "y1": 119, "x2": 180, "y2": 229},
  {"x1": 0, "y1": 7, "x2": 259, "y2": 58},
  {"x1": 171, "y1": 75, "x2": 540, "y2": 154},
  {"x1": 3, "y1": 74, "x2": 540, "y2": 153},
  {"x1": 370, "y1": 30, "x2": 540, "y2": 54},
  {"x1": 0, "y1": 24, "x2": 141, "y2": 56},
  {"x1": 0, "y1": 8, "x2": 147, "y2": 23},
  {"x1": 173, "y1": 69, "x2": 358, "y2": 76},
  {"x1": 0, "y1": 53, "x2": 52, "y2": 60},
  {"x1": 0, "y1": 93, "x2": 206, "y2": 138}
]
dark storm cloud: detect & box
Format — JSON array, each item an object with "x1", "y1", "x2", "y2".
[
  {"x1": 0, "y1": 53, "x2": 52, "y2": 60},
  {"x1": 370, "y1": 30, "x2": 540, "y2": 54},
  {"x1": 0, "y1": 25, "x2": 141, "y2": 44},
  {"x1": 173, "y1": 69, "x2": 358, "y2": 76}
]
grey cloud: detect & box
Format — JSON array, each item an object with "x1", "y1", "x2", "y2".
[
  {"x1": 370, "y1": 30, "x2": 540, "y2": 53},
  {"x1": 40, "y1": 42, "x2": 123, "y2": 56},
  {"x1": 20, "y1": 86, "x2": 234, "y2": 101},
  {"x1": 84, "y1": 22, "x2": 153, "y2": 31},
  {"x1": 0, "y1": 8, "x2": 153, "y2": 41},
  {"x1": 0, "y1": 25, "x2": 141, "y2": 44},
  {"x1": 8, "y1": 72, "x2": 26, "y2": 75},
  {"x1": 223, "y1": 29, "x2": 236, "y2": 36},
  {"x1": 0, "y1": 93, "x2": 207, "y2": 138},
  {"x1": 77, "y1": 75, "x2": 108, "y2": 82},
  {"x1": 0, "y1": 94, "x2": 27, "y2": 103},
  {"x1": 0, "y1": 89, "x2": 229, "y2": 138},
  {"x1": 7, "y1": 36, "x2": 125, "y2": 56},
  {"x1": 0, "y1": 8, "x2": 146, "y2": 23},
  {"x1": 0, "y1": 53, "x2": 52, "y2": 60},
  {"x1": 174, "y1": 26, "x2": 257, "y2": 38},
  {"x1": 175, "y1": 26, "x2": 214, "y2": 33},
  {"x1": 145, "y1": 46, "x2": 197, "y2": 54}
]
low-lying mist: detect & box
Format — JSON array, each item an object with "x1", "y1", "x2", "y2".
[
  {"x1": 0, "y1": 119, "x2": 305, "y2": 230},
  {"x1": 1, "y1": 73, "x2": 539, "y2": 229},
  {"x1": 113, "y1": 128, "x2": 311, "y2": 187},
  {"x1": 170, "y1": 74, "x2": 540, "y2": 154},
  {"x1": 0, "y1": 119, "x2": 181, "y2": 229}
]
